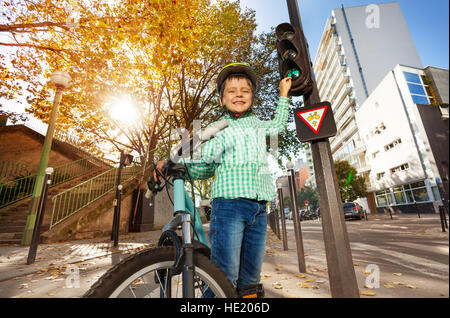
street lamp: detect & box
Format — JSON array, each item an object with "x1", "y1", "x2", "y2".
[{"x1": 22, "y1": 70, "x2": 72, "y2": 245}]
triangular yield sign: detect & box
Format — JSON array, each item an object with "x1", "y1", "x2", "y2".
[{"x1": 297, "y1": 106, "x2": 328, "y2": 134}]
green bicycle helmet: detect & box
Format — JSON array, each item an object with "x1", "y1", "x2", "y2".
[{"x1": 216, "y1": 63, "x2": 257, "y2": 118}]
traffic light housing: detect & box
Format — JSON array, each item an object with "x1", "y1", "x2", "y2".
[{"x1": 275, "y1": 23, "x2": 313, "y2": 96}]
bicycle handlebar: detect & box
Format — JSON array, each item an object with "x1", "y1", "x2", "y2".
[{"x1": 144, "y1": 119, "x2": 229, "y2": 200}]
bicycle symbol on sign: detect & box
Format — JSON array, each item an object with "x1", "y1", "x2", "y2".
[{"x1": 307, "y1": 112, "x2": 321, "y2": 128}]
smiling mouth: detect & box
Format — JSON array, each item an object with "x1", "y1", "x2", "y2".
[{"x1": 233, "y1": 101, "x2": 246, "y2": 105}]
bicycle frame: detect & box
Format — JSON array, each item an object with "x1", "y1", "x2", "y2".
[
  {"x1": 159, "y1": 175, "x2": 209, "y2": 298},
  {"x1": 172, "y1": 178, "x2": 208, "y2": 245}
]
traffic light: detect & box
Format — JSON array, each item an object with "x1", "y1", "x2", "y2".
[{"x1": 275, "y1": 23, "x2": 313, "y2": 96}]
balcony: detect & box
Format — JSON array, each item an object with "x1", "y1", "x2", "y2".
[
  {"x1": 328, "y1": 75, "x2": 350, "y2": 104},
  {"x1": 357, "y1": 164, "x2": 371, "y2": 174},
  {"x1": 332, "y1": 84, "x2": 353, "y2": 111},
  {"x1": 336, "y1": 107, "x2": 355, "y2": 130},
  {"x1": 317, "y1": 49, "x2": 340, "y2": 90},
  {"x1": 334, "y1": 95, "x2": 356, "y2": 122},
  {"x1": 325, "y1": 65, "x2": 348, "y2": 100},
  {"x1": 319, "y1": 57, "x2": 341, "y2": 97},
  {"x1": 352, "y1": 138, "x2": 367, "y2": 155},
  {"x1": 330, "y1": 120, "x2": 358, "y2": 152}
]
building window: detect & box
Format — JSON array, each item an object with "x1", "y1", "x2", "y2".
[
  {"x1": 375, "y1": 181, "x2": 431, "y2": 207},
  {"x1": 392, "y1": 186, "x2": 407, "y2": 204},
  {"x1": 376, "y1": 172, "x2": 385, "y2": 180},
  {"x1": 391, "y1": 163, "x2": 409, "y2": 174},
  {"x1": 375, "y1": 189, "x2": 393, "y2": 207},
  {"x1": 403, "y1": 181, "x2": 429, "y2": 203},
  {"x1": 372, "y1": 150, "x2": 380, "y2": 158},
  {"x1": 411, "y1": 95, "x2": 429, "y2": 105},
  {"x1": 384, "y1": 138, "x2": 402, "y2": 151},
  {"x1": 403, "y1": 71, "x2": 433, "y2": 105},
  {"x1": 407, "y1": 83, "x2": 426, "y2": 95},
  {"x1": 403, "y1": 72, "x2": 421, "y2": 84}
]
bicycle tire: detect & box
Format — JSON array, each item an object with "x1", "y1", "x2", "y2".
[{"x1": 84, "y1": 246, "x2": 237, "y2": 298}]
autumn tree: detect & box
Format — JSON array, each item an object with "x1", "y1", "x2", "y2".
[
  {"x1": 0, "y1": 0, "x2": 258, "y2": 162},
  {"x1": 334, "y1": 160, "x2": 367, "y2": 202},
  {"x1": 1, "y1": 0, "x2": 305, "y2": 205}
]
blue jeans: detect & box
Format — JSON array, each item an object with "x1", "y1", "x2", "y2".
[{"x1": 208, "y1": 198, "x2": 267, "y2": 289}]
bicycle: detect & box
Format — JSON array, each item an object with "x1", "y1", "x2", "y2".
[{"x1": 84, "y1": 119, "x2": 238, "y2": 298}]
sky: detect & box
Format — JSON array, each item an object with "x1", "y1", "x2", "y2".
[{"x1": 239, "y1": 0, "x2": 449, "y2": 69}]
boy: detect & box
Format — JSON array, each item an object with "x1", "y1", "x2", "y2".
[{"x1": 155, "y1": 63, "x2": 291, "y2": 296}]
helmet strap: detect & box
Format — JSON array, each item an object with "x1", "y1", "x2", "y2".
[{"x1": 223, "y1": 106, "x2": 253, "y2": 119}]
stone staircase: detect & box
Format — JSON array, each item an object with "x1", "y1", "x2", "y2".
[{"x1": 0, "y1": 167, "x2": 108, "y2": 244}]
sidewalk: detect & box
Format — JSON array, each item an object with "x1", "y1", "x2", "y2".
[
  {"x1": 0, "y1": 213, "x2": 447, "y2": 298},
  {"x1": 0, "y1": 230, "x2": 162, "y2": 282}
]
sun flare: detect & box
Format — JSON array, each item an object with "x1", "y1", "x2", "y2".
[{"x1": 108, "y1": 96, "x2": 139, "y2": 125}]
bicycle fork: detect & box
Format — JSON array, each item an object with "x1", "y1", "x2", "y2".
[
  {"x1": 181, "y1": 213, "x2": 195, "y2": 298},
  {"x1": 173, "y1": 178, "x2": 196, "y2": 298}
]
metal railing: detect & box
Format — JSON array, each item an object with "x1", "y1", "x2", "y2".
[
  {"x1": 0, "y1": 158, "x2": 102, "y2": 209},
  {"x1": 0, "y1": 160, "x2": 29, "y2": 181},
  {"x1": 50, "y1": 165, "x2": 143, "y2": 229}
]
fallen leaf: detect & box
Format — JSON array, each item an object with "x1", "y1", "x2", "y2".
[
  {"x1": 392, "y1": 281, "x2": 406, "y2": 286},
  {"x1": 296, "y1": 274, "x2": 306, "y2": 278},
  {"x1": 405, "y1": 284, "x2": 418, "y2": 289},
  {"x1": 312, "y1": 285, "x2": 319, "y2": 290},
  {"x1": 272, "y1": 281, "x2": 283, "y2": 289},
  {"x1": 359, "y1": 289, "x2": 376, "y2": 296},
  {"x1": 305, "y1": 279, "x2": 314, "y2": 283},
  {"x1": 300, "y1": 283, "x2": 311, "y2": 288},
  {"x1": 383, "y1": 283, "x2": 395, "y2": 289},
  {"x1": 392, "y1": 273, "x2": 402, "y2": 276}
]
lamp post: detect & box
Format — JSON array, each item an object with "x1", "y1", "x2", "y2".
[
  {"x1": 22, "y1": 71, "x2": 72, "y2": 245},
  {"x1": 111, "y1": 151, "x2": 133, "y2": 247}
]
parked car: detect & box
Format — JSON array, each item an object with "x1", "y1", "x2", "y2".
[{"x1": 342, "y1": 202, "x2": 364, "y2": 220}]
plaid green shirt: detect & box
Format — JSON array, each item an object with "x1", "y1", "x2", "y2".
[{"x1": 181, "y1": 96, "x2": 290, "y2": 202}]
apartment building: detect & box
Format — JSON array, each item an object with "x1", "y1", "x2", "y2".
[
  {"x1": 307, "y1": 2, "x2": 423, "y2": 202},
  {"x1": 355, "y1": 64, "x2": 449, "y2": 214}
]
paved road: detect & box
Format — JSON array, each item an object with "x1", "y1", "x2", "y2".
[{"x1": 261, "y1": 213, "x2": 449, "y2": 298}]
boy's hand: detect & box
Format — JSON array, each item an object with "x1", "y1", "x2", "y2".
[
  {"x1": 280, "y1": 77, "x2": 292, "y2": 97},
  {"x1": 153, "y1": 160, "x2": 167, "y2": 181}
]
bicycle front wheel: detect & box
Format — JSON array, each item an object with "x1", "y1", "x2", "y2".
[{"x1": 84, "y1": 246, "x2": 237, "y2": 298}]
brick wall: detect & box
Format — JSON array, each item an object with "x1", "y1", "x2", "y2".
[{"x1": 0, "y1": 126, "x2": 77, "y2": 174}]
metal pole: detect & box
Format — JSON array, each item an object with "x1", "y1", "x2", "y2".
[
  {"x1": 112, "y1": 151, "x2": 124, "y2": 245},
  {"x1": 286, "y1": 163, "x2": 306, "y2": 273},
  {"x1": 274, "y1": 205, "x2": 281, "y2": 239},
  {"x1": 23, "y1": 88, "x2": 62, "y2": 245},
  {"x1": 277, "y1": 185, "x2": 288, "y2": 250},
  {"x1": 439, "y1": 206, "x2": 446, "y2": 232},
  {"x1": 414, "y1": 201, "x2": 420, "y2": 219},
  {"x1": 27, "y1": 167, "x2": 53, "y2": 264},
  {"x1": 287, "y1": 0, "x2": 359, "y2": 297}
]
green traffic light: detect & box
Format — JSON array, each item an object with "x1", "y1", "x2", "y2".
[{"x1": 287, "y1": 68, "x2": 300, "y2": 79}]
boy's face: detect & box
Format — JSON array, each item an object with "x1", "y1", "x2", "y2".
[{"x1": 220, "y1": 77, "x2": 253, "y2": 114}]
